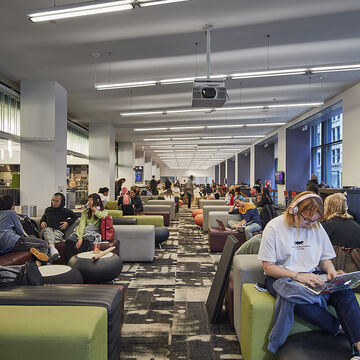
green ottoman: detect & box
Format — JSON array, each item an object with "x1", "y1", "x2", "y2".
[
  {"x1": 240, "y1": 284, "x2": 319, "y2": 360},
  {"x1": 0, "y1": 306, "x2": 107, "y2": 360}
]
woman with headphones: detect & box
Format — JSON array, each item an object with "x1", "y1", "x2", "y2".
[{"x1": 258, "y1": 191, "x2": 360, "y2": 358}]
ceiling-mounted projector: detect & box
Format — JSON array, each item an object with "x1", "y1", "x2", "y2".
[{"x1": 192, "y1": 79, "x2": 227, "y2": 107}]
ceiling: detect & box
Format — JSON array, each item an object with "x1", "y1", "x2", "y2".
[{"x1": 1, "y1": 0, "x2": 360, "y2": 169}]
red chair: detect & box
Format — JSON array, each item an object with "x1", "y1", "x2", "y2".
[{"x1": 291, "y1": 191, "x2": 297, "y2": 199}]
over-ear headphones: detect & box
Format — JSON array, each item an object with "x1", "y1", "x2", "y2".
[{"x1": 288, "y1": 193, "x2": 322, "y2": 215}]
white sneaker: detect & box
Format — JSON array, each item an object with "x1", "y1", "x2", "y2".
[
  {"x1": 351, "y1": 356, "x2": 360, "y2": 360},
  {"x1": 49, "y1": 247, "x2": 60, "y2": 261}
]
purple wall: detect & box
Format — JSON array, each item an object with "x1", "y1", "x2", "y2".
[
  {"x1": 237, "y1": 152, "x2": 250, "y2": 185},
  {"x1": 286, "y1": 128, "x2": 310, "y2": 191},
  {"x1": 215, "y1": 164, "x2": 219, "y2": 184},
  {"x1": 255, "y1": 143, "x2": 275, "y2": 187},
  {"x1": 220, "y1": 161, "x2": 226, "y2": 185},
  {"x1": 227, "y1": 156, "x2": 235, "y2": 185}
]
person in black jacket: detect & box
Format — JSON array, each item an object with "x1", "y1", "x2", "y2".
[
  {"x1": 257, "y1": 187, "x2": 273, "y2": 208},
  {"x1": 130, "y1": 187, "x2": 143, "y2": 214},
  {"x1": 322, "y1": 192, "x2": 360, "y2": 249},
  {"x1": 40, "y1": 193, "x2": 78, "y2": 261},
  {"x1": 306, "y1": 174, "x2": 319, "y2": 194}
]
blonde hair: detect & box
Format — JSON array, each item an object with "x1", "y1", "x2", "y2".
[
  {"x1": 284, "y1": 191, "x2": 324, "y2": 228},
  {"x1": 324, "y1": 192, "x2": 352, "y2": 221}
]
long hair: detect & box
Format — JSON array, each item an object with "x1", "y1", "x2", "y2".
[
  {"x1": 284, "y1": 191, "x2": 323, "y2": 229},
  {"x1": 324, "y1": 193, "x2": 352, "y2": 221},
  {"x1": 87, "y1": 193, "x2": 104, "y2": 219},
  {"x1": 261, "y1": 188, "x2": 273, "y2": 204},
  {"x1": 0, "y1": 195, "x2": 14, "y2": 211}
]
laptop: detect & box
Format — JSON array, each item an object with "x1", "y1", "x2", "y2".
[
  {"x1": 216, "y1": 219, "x2": 240, "y2": 232},
  {"x1": 295, "y1": 271, "x2": 360, "y2": 295}
]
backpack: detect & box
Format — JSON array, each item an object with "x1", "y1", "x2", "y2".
[
  {"x1": 260, "y1": 204, "x2": 278, "y2": 229},
  {"x1": 0, "y1": 262, "x2": 44, "y2": 287},
  {"x1": 18, "y1": 215, "x2": 40, "y2": 238},
  {"x1": 100, "y1": 216, "x2": 114, "y2": 241}
]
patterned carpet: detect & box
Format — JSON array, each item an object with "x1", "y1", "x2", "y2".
[{"x1": 115, "y1": 207, "x2": 242, "y2": 360}]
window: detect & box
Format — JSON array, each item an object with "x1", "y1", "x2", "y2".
[
  {"x1": 67, "y1": 125, "x2": 89, "y2": 156},
  {"x1": 0, "y1": 91, "x2": 20, "y2": 136},
  {"x1": 310, "y1": 108, "x2": 343, "y2": 188}
]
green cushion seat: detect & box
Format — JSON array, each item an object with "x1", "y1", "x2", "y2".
[
  {"x1": 105, "y1": 201, "x2": 118, "y2": 210},
  {"x1": 240, "y1": 283, "x2": 360, "y2": 360},
  {"x1": 0, "y1": 306, "x2": 107, "y2": 360},
  {"x1": 123, "y1": 215, "x2": 164, "y2": 226},
  {"x1": 106, "y1": 209, "x2": 123, "y2": 218}
]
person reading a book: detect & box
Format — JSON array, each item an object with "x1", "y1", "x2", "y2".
[
  {"x1": 228, "y1": 195, "x2": 262, "y2": 240},
  {"x1": 258, "y1": 191, "x2": 360, "y2": 359}
]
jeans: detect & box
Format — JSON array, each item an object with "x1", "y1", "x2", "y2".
[
  {"x1": 266, "y1": 275, "x2": 360, "y2": 346},
  {"x1": 227, "y1": 220, "x2": 262, "y2": 240},
  {"x1": 187, "y1": 193, "x2": 192, "y2": 209}
]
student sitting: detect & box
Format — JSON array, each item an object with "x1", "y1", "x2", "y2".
[
  {"x1": 322, "y1": 192, "x2": 360, "y2": 249},
  {"x1": 164, "y1": 188, "x2": 174, "y2": 200},
  {"x1": 256, "y1": 187, "x2": 273, "y2": 208},
  {"x1": 65, "y1": 193, "x2": 108, "y2": 262},
  {"x1": 40, "y1": 192, "x2": 78, "y2": 261},
  {"x1": 117, "y1": 187, "x2": 134, "y2": 215},
  {"x1": 0, "y1": 195, "x2": 48, "y2": 266},
  {"x1": 228, "y1": 195, "x2": 262, "y2": 240}
]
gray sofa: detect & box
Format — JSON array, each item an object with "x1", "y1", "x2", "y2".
[
  {"x1": 115, "y1": 225, "x2": 155, "y2": 262},
  {"x1": 202, "y1": 206, "x2": 232, "y2": 232},
  {"x1": 198, "y1": 199, "x2": 227, "y2": 209},
  {"x1": 147, "y1": 199, "x2": 175, "y2": 220}
]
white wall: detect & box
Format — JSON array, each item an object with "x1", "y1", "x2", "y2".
[
  {"x1": 117, "y1": 142, "x2": 135, "y2": 189},
  {"x1": 144, "y1": 160, "x2": 152, "y2": 182},
  {"x1": 160, "y1": 167, "x2": 215, "y2": 177},
  {"x1": 67, "y1": 155, "x2": 88, "y2": 165}
]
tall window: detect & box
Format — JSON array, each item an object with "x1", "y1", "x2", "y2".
[
  {"x1": 311, "y1": 109, "x2": 343, "y2": 188},
  {"x1": 67, "y1": 125, "x2": 89, "y2": 156},
  {"x1": 0, "y1": 91, "x2": 20, "y2": 136}
]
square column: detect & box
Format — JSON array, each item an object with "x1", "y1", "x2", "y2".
[
  {"x1": 89, "y1": 123, "x2": 115, "y2": 197},
  {"x1": 117, "y1": 141, "x2": 135, "y2": 189},
  {"x1": 20, "y1": 81, "x2": 67, "y2": 215},
  {"x1": 277, "y1": 127, "x2": 287, "y2": 205},
  {"x1": 144, "y1": 156, "x2": 152, "y2": 182}
]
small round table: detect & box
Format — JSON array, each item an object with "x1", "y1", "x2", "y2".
[
  {"x1": 39, "y1": 264, "x2": 83, "y2": 284},
  {"x1": 68, "y1": 251, "x2": 123, "y2": 284}
]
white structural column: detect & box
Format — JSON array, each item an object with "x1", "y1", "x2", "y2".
[
  {"x1": 135, "y1": 149, "x2": 145, "y2": 186},
  {"x1": 144, "y1": 156, "x2": 152, "y2": 182},
  {"x1": 235, "y1": 153, "x2": 239, "y2": 184},
  {"x1": 277, "y1": 127, "x2": 286, "y2": 205},
  {"x1": 89, "y1": 123, "x2": 115, "y2": 197},
  {"x1": 249, "y1": 145, "x2": 255, "y2": 187},
  {"x1": 117, "y1": 141, "x2": 135, "y2": 189},
  {"x1": 20, "y1": 81, "x2": 67, "y2": 215},
  {"x1": 152, "y1": 161, "x2": 157, "y2": 177},
  {"x1": 342, "y1": 82, "x2": 360, "y2": 186}
]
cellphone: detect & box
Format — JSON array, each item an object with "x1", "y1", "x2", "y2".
[{"x1": 254, "y1": 283, "x2": 269, "y2": 293}]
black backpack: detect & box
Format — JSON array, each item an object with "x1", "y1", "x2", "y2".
[
  {"x1": 260, "y1": 204, "x2": 278, "y2": 229},
  {"x1": 18, "y1": 215, "x2": 40, "y2": 238},
  {"x1": 0, "y1": 262, "x2": 44, "y2": 287}
]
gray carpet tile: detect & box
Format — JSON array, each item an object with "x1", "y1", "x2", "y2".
[{"x1": 115, "y1": 207, "x2": 242, "y2": 360}]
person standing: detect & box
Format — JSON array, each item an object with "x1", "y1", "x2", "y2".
[
  {"x1": 165, "y1": 178, "x2": 172, "y2": 190},
  {"x1": 184, "y1": 175, "x2": 194, "y2": 209},
  {"x1": 150, "y1": 175, "x2": 158, "y2": 196}
]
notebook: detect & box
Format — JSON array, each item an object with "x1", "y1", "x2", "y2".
[
  {"x1": 216, "y1": 219, "x2": 241, "y2": 232},
  {"x1": 295, "y1": 271, "x2": 360, "y2": 295}
]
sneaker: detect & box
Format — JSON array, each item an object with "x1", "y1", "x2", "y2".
[
  {"x1": 30, "y1": 248, "x2": 49, "y2": 262},
  {"x1": 49, "y1": 247, "x2": 60, "y2": 261},
  {"x1": 350, "y1": 356, "x2": 360, "y2": 360}
]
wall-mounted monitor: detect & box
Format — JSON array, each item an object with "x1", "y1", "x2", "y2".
[{"x1": 275, "y1": 171, "x2": 285, "y2": 185}]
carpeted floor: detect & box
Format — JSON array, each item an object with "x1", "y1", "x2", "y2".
[{"x1": 115, "y1": 207, "x2": 242, "y2": 360}]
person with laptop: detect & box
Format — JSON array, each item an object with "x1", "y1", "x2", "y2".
[
  {"x1": 227, "y1": 195, "x2": 262, "y2": 240},
  {"x1": 258, "y1": 191, "x2": 360, "y2": 358}
]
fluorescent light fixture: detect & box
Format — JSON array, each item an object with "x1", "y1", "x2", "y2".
[
  {"x1": 230, "y1": 68, "x2": 308, "y2": 79},
  {"x1": 202, "y1": 136, "x2": 232, "y2": 139},
  {"x1": 311, "y1": 64, "x2": 360, "y2": 73},
  {"x1": 172, "y1": 137, "x2": 200, "y2": 140},
  {"x1": 169, "y1": 126, "x2": 205, "y2": 130},
  {"x1": 134, "y1": 127, "x2": 167, "y2": 131},
  {"x1": 173, "y1": 144, "x2": 195, "y2": 148},
  {"x1": 28, "y1": 0, "x2": 133, "y2": 22},
  {"x1": 125, "y1": 102, "x2": 322, "y2": 117},
  {"x1": 245, "y1": 122, "x2": 286, "y2": 126},
  {"x1": 233, "y1": 135, "x2": 266, "y2": 138},
  {"x1": 154, "y1": 150, "x2": 173, "y2": 152},
  {"x1": 139, "y1": 0, "x2": 190, "y2": 7},
  {"x1": 159, "y1": 77, "x2": 195, "y2": 85},
  {"x1": 144, "y1": 138, "x2": 170, "y2": 141},
  {"x1": 96, "y1": 80, "x2": 157, "y2": 90}
]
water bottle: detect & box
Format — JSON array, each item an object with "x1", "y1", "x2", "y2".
[{"x1": 93, "y1": 239, "x2": 101, "y2": 254}]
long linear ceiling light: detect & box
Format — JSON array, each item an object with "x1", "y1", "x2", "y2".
[
  {"x1": 27, "y1": 0, "x2": 190, "y2": 22},
  {"x1": 123, "y1": 101, "x2": 323, "y2": 117},
  {"x1": 96, "y1": 63, "x2": 360, "y2": 90}
]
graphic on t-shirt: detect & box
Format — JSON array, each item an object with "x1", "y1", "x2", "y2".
[{"x1": 292, "y1": 240, "x2": 310, "y2": 250}]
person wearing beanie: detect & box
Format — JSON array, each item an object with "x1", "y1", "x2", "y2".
[{"x1": 40, "y1": 193, "x2": 78, "y2": 261}]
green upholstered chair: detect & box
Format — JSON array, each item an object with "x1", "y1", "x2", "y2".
[
  {"x1": 240, "y1": 283, "x2": 360, "y2": 360},
  {"x1": 0, "y1": 305, "x2": 107, "y2": 360},
  {"x1": 105, "y1": 201, "x2": 118, "y2": 210},
  {"x1": 106, "y1": 209, "x2": 123, "y2": 218}
]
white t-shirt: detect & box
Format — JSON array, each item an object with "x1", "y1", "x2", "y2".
[{"x1": 258, "y1": 214, "x2": 335, "y2": 273}]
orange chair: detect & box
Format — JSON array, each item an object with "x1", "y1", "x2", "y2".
[
  {"x1": 291, "y1": 191, "x2": 297, "y2": 199},
  {"x1": 194, "y1": 214, "x2": 203, "y2": 227},
  {"x1": 192, "y1": 209, "x2": 203, "y2": 218}
]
